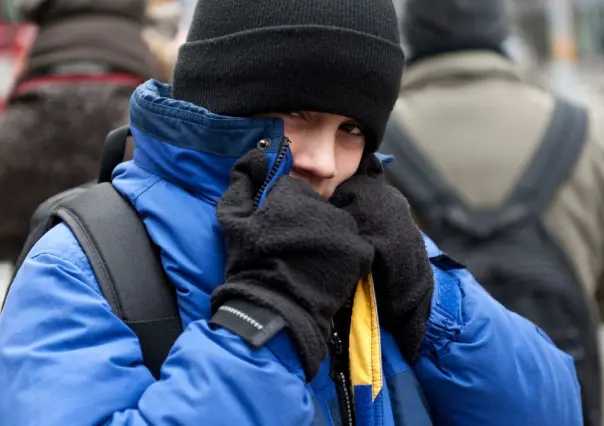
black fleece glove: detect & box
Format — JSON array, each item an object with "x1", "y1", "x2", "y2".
[
  {"x1": 211, "y1": 150, "x2": 374, "y2": 380},
  {"x1": 330, "y1": 155, "x2": 434, "y2": 364}
]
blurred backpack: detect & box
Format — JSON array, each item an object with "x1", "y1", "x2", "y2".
[
  {"x1": 3, "y1": 126, "x2": 182, "y2": 380},
  {"x1": 381, "y1": 97, "x2": 601, "y2": 426}
]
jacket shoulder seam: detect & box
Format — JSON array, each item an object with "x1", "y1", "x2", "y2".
[{"x1": 29, "y1": 246, "x2": 102, "y2": 297}]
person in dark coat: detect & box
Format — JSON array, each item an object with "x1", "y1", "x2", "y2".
[{"x1": 0, "y1": 0, "x2": 159, "y2": 262}]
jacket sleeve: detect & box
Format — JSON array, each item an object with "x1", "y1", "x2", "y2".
[
  {"x1": 414, "y1": 238, "x2": 583, "y2": 426},
  {"x1": 0, "y1": 224, "x2": 313, "y2": 426}
]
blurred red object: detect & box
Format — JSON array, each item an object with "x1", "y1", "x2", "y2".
[{"x1": 0, "y1": 21, "x2": 36, "y2": 112}]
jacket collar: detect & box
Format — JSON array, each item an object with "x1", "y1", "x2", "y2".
[
  {"x1": 402, "y1": 50, "x2": 522, "y2": 92},
  {"x1": 128, "y1": 80, "x2": 285, "y2": 203}
]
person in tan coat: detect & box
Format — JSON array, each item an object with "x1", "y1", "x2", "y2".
[
  {"x1": 392, "y1": 0, "x2": 604, "y2": 321},
  {"x1": 385, "y1": 0, "x2": 604, "y2": 424},
  {"x1": 391, "y1": 52, "x2": 604, "y2": 307}
]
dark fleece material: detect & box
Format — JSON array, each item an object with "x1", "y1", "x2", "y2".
[
  {"x1": 331, "y1": 155, "x2": 434, "y2": 363},
  {"x1": 211, "y1": 150, "x2": 374, "y2": 380}
]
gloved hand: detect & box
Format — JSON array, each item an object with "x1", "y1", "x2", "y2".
[
  {"x1": 330, "y1": 155, "x2": 434, "y2": 364},
  {"x1": 211, "y1": 149, "x2": 374, "y2": 380}
]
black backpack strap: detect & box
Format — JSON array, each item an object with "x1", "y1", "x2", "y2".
[
  {"x1": 98, "y1": 126, "x2": 131, "y2": 183},
  {"x1": 381, "y1": 97, "x2": 589, "y2": 237},
  {"x1": 505, "y1": 97, "x2": 589, "y2": 216},
  {"x1": 56, "y1": 183, "x2": 182, "y2": 379},
  {"x1": 380, "y1": 117, "x2": 461, "y2": 220}
]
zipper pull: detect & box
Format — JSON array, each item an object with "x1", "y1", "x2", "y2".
[
  {"x1": 252, "y1": 136, "x2": 291, "y2": 208},
  {"x1": 329, "y1": 328, "x2": 345, "y2": 381}
]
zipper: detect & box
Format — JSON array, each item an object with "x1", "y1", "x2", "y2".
[
  {"x1": 330, "y1": 327, "x2": 355, "y2": 426},
  {"x1": 253, "y1": 137, "x2": 291, "y2": 208}
]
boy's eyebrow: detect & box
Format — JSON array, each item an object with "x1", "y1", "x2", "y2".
[{"x1": 341, "y1": 118, "x2": 362, "y2": 126}]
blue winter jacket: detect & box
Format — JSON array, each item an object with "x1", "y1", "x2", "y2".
[{"x1": 0, "y1": 80, "x2": 582, "y2": 426}]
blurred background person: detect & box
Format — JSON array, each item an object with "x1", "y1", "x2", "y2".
[
  {"x1": 383, "y1": 0, "x2": 604, "y2": 424},
  {"x1": 141, "y1": 0, "x2": 199, "y2": 83},
  {"x1": 0, "y1": 0, "x2": 159, "y2": 265},
  {"x1": 0, "y1": 0, "x2": 35, "y2": 111},
  {"x1": 143, "y1": 0, "x2": 183, "y2": 82}
]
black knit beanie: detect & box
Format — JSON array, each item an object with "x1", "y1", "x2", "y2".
[
  {"x1": 401, "y1": 0, "x2": 511, "y2": 62},
  {"x1": 172, "y1": 0, "x2": 405, "y2": 151}
]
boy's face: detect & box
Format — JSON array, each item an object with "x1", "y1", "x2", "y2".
[{"x1": 259, "y1": 111, "x2": 366, "y2": 198}]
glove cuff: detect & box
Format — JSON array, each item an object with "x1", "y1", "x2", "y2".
[{"x1": 211, "y1": 282, "x2": 328, "y2": 381}]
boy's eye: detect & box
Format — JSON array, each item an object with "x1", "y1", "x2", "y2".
[
  {"x1": 340, "y1": 123, "x2": 364, "y2": 136},
  {"x1": 289, "y1": 112, "x2": 303, "y2": 118}
]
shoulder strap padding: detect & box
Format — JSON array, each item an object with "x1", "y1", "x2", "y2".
[
  {"x1": 380, "y1": 116, "x2": 458, "y2": 219},
  {"x1": 381, "y1": 97, "x2": 588, "y2": 237},
  {"x1": 56, "y1": 183, "x2": 182, "y2": 379}
]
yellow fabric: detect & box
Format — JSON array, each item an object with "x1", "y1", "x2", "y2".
[{"x1": 349, "y1": 275, "x2": 383, "y2": 401}]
